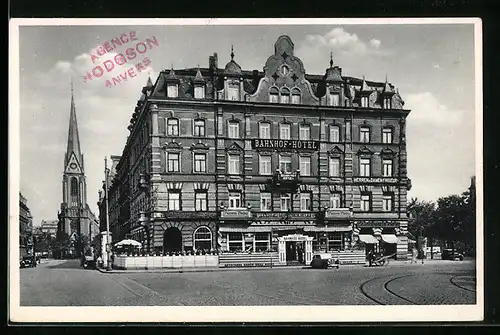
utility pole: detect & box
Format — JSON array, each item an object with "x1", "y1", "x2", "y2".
[{"x1": 105, "y1": 157, "x2": 112, "y2": 271}]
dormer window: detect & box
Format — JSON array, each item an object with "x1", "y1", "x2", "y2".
[
  {"x1": 194, "y1": 85, "x2": 205, "y2": 99},
  {"x1": 329, "y1": 92, "x2": 340, "y2": 106},
  {"x1": 227, "y1": 84, "x2": 239, "y2": 101},
  {"x1": 167, "y1": 84, "x2": 178, "y2": 98},
  {"x1": 383, "y1": 97, "x2": 392, "y2": 109},
  {"x1": 280, "y1": 87, "x2": 290, "y2": 104},
  {"x1": 291, "y1": 88, "x2": 301, "y2": 104},
  {"x1": 361, "y1": 96, "x2": 369, "y2": 108},
  {"x1": 269, "y1": 87, "x2": 279, "y2": 103}
]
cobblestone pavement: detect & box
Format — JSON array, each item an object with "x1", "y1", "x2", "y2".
[{"x1": 19, "y1": 259, "x2": 477, "y2": 306}]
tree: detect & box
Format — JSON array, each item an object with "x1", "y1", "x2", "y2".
[
  {"x1": 407, "y1": 197, "x2": 436, "y2": 238},
  {"x1": 434, "y1": 194, "x2": 466, "y2": 253}
]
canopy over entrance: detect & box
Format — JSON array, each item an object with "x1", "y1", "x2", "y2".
[
  {"x1": 381, "y1": 234, "x2": 400, "y2": 244},
  {"x1": 358, "y1": 234, "x2": 378, "y2": 244}
]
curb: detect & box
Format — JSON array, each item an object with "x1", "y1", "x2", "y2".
[{"x1": 96, "y1": 265, "x2": 315, "y2": 274}]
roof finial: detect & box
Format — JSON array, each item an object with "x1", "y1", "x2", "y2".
[
  {"x1": 385, "y1": 73, "x2": 388, "y2": 83},
  {"x1": 230, "y1": 45, "x2": 234, "y2": 61},
  {"x1": 330, "y1": 50, "x2": 333, "y2": 68}
]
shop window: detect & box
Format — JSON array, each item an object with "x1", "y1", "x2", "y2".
[
  {"x1": 167, "y1": 118, "x2": 179, "y2": 136},
  {"x1": 228, "y1": 192, "x2": 241, "y2": 209},
  {"x1": 259, "y1": 155, "x2": 272, "y2": 175},
  {"x1": 299, "y1": 124, "x2": 310, "y2": 140},
  {"x1": 228, "y1": 233, "x2": 244, "y2": 252},
  {"x1": 259, "y1": 122, "x2": 271, "y2": 139},
  {"x1": 193, "y1": 226, "x2": 212, "y2": 251},
  {"x1": 328, "y1": 232, "x2": 343, "y2": 251},
  {"x1": 254, "y1": 233, "x2": 270, "y2": 252}
]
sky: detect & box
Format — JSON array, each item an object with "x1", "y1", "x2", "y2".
[{"x1": 15, "y1": 21, "x2": 478, "y2": 226}]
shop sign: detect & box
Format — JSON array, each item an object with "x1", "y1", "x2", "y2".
[
  {"x1": 252, "y1": 139, "x2": 319, "y2": 151},
  {"x1": 221, "y1": 209, "x2": 251, "y2": 219},
  {"x1": 353, "y1": 177, "x2": 398, "y2": 183},
  {"x1": 356, "y1": 221, "x2": 399, "y2": 228},
  {"x1": 282, "y1": 234, "x2": 309, "y2": 241},
  {"x1": 255, "y1": 212, "x2": 316, "y2": 220},
  {"x1": 325, "y1": 208, "x2": 352, "y2": 219}
]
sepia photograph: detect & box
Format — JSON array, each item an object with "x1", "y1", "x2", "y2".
[{"x1": 9, "y1": 18, "x2": 482, "y2": 323}]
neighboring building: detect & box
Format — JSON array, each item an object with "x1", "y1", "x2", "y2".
[
  {"x1": 57, "y1": 83, "x2": 100, "y2": 257},
  {"x1": 19, "y1": 192, "x2": 34, "y2": 258},
  {"x1": 39, "y1": 220, "x2": 58, "y2": 238},
  {"x1": 100, "y1": 35, "x2": 412, "y2": 262}
]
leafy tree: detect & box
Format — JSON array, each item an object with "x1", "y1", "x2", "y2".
[
  {"x1": 434, "y1": 194, "x2": 466, "y2": 253},
  {"x1": 407, "y1": 198, "x2": 436, "y2": 238}
]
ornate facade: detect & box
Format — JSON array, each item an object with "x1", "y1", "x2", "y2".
[
  {"x1": 101, "y1": 35, "x2": 412, "y2": 262},
  {"x1": 19, "y1": 192, "x2": 33, "y2": 258}
]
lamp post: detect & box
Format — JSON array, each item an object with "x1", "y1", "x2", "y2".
[
  {"x1": 323, "y1": 205, "x2": 329, "y2": 253},
  {"x1": 104, "y1": 157, "x2": 112, "y2": 271}
]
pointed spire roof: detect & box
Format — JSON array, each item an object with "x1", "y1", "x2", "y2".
[
  {"x1": 360, "y1": 76, "x2": 371, "y2": 92},
  {"x1": 146, "y1": 75, "x2": 153, "y2": 88},
  {"x1": 383, "y1": 74, "x2": 395, "y2": 94},
  {"x1": 193, "y1": 65, "x2": 206, "y2": 83},
  {"x1": 65, "y1": 80, "x2": 83, "y2": 168},
  {"x1": 165, "y1": 66, "x2": 179, "y2": 82}
]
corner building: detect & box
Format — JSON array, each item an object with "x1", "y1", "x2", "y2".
[{"x1": 105, "y1": 35, "x2": 412, "y2": 263}]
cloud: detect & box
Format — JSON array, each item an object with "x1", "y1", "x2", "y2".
[
  {"x1": 302, "y1": 28, "x2": 385, "y2": 56},
  {"x1": 405, "y1": 92, "x2": 475, "y2": 202}
]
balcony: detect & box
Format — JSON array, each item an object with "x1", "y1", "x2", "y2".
[
  {"x1": 220, "y1": 207, "x2": 252, "y2": 221},
  {"x1": 324, "y1": 208, "x2": 353, "y2": 220},
  {"x1": 266, "y1": 169, "x2": 301, "y2": 193}
]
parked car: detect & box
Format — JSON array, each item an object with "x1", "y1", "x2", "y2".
[
  {"x1": 20, "y1": 256, "x2": 36, "y2": 268},
  {"x1": 310, "y1": 253, "x2": 339, "y2": 269},
  {"x1": 441, "y1": 249, "x2": 464, "y2": 261}
]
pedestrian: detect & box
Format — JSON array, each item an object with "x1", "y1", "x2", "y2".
[
  {"x1": 411, "y1": 247, "x2": 417, "y2": 263},
  {"x1": 368, "y1": 249, "x2": 374, "y2": 267}
]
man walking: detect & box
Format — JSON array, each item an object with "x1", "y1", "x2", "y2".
[{"x1": 411, "y1": 247, "x2": 418, "y2": 264}]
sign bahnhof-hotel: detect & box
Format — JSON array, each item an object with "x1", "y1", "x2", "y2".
[{"x1": 252, "y1": 139, "x2": 320, "y2": 151}]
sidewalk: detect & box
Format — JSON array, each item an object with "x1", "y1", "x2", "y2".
[{"x1": 96, "y1": 265, "x2": 309, "y2": 274}]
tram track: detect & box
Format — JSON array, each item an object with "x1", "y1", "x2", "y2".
[
  {"x1": 449, "y1": 275, "x2": 476, "y2": 293},
  {"x1": 359, "y1": 274, "x2": 417, "y2": 305}
]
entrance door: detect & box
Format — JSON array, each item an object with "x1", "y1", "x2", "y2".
[
  {"x1": 163, "y1": 227, "x2": 182, "y2": 253},
  {"x1": 286, "y1": 242, "x2": 297, "y2": 262}
]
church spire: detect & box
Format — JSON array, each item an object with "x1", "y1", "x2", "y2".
[{"x1": 65, "y1": 79, "x2": 83, "y2": 169}]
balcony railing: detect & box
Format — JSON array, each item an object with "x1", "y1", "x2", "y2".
[
  {"x1": 266, "y1": 169, "x2": 301, "y2": 193},
  {"x1": 220, "y1": 207, "x2": 252, "y2": 221}
]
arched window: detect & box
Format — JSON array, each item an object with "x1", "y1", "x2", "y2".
[
  {"x1": 269, "y1": 87, "x2": 279, "y2": 103},
  {"x1": 291, "y1": 88, "x2": 301, "y2": 104},
  {"x1": 193, "y1": 226, "x2": 212, "y2": 251},
  {"x1": 70, "y1": 177, "x2": 79, "y2": 205},
  {"x1": 280, "y1": 87, "x2": 290, "y2": 104}
]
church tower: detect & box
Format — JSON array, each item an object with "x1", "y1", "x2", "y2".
[{"x1": 58, "y1": 81, "x2": 97, "y2": 252}]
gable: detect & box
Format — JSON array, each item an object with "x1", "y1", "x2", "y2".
[{"x1": 65, "y1": 152, "x2": 82, "y2": 174}]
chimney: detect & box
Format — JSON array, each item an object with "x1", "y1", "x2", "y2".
[{"x1": 209, "y1": 52, "x2": 218, "y2": 71}]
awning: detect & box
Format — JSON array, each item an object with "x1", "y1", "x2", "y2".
[
  {"x1": 407, "y1": 239, "x2": 416, "y2": 244},
  {"x1": 358, "y1": 234, "x2": 378, "y2": 244},
  {"x1": 381, "y1": 234, "x2": 400, "y2": 244},
  {"x1": 304, "y1": 226, "x2": 352, "y2": 232},
  {"x1": 219, "y1": 226, "x2": 272, "y2": 233}
]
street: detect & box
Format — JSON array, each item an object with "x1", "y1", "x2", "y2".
[{"x1": 20, "y1": 259, "x2": 476, "y2": 306}]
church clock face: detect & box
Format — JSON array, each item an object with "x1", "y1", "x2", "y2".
[{"x1": 70, "y1": 163, "x2": 77, "y2": 169}]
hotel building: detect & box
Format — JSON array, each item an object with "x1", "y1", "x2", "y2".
[{"x1": 99, "y1": 35, "x2": 412, "y2": 264}]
